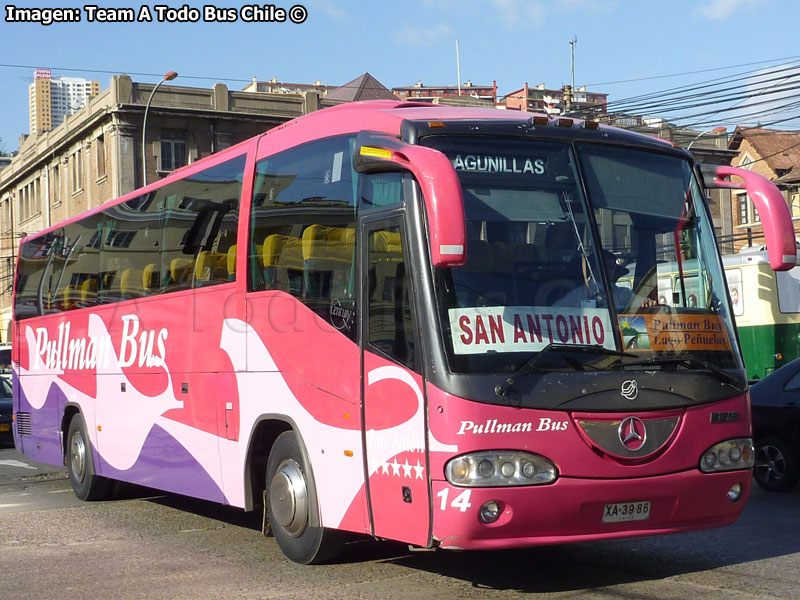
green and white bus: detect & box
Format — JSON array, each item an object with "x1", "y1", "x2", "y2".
[
  {"x1": 613, "y1": 247, "x2": 800, "y2": 382},
  {"x1": 723, "y1": 249, "x2": 800, "y2": 381}
]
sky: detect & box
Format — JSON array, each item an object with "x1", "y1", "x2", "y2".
[{"x1": 1, "y1": 0, "x2": 800, "y2": 153}]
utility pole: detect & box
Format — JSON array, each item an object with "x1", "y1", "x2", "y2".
[
  {"x1": 569, "y1": 36, "x2": 577, "y2": 91},
  {"x1": 456, "y1": 39, "x2": 462, "y2": 96},
  {"x1": 564, "y1": 36, "x2": 577, "y2": 116}
]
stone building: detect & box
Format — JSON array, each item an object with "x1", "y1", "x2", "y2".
[
  {"x1": 504, "y1": 83, "x2": 607, "y2": 116},
  {"x1": 392, "y1": 80, "x2": 497, "y2": 104},
  {"x1": 727, "y1": 127, "x2": 800, "y2": 252},
  {"x1": 0, "y1": 74, "x2": 331, "y2": 341}
]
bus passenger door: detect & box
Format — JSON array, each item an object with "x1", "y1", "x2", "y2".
[{"x1": 360, "y1": 216, "x2": 431, "y2": 547}]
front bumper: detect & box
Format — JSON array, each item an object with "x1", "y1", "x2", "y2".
[{"x1": 431, "y1": 469, "x2": 751, "y2": 550}]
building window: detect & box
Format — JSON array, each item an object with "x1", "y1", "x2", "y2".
[
  {"x1": 792, "y1": 193, "x2": 800, "y2": 218},
  {"x1": 71, "y1": 148, "x2": 83, "y2": 193},
  {"x1": 52, "y1": 164, "x2": 61, "y2": 206},
  {"x1": 18, "y1": 180, "x2": 41, "y2": 222},
  {"x1": 96, "y1": 135, "x2": 106, "y2": 179},
  {"x1": 34, "y1": 178, "x2": 40, "y2": 216},
  {"x1": 738, "y1": 194, "x2": 748, "y2": 225},
  {"x1": 2, "y1": 198, "x2": 10, "y2": 232},
  {"x1": 19, "y1": 186, "x2": 27, "y2": 221},
  {"x1": 160, "y1": 129, "x2": 187, "y2": 172}
]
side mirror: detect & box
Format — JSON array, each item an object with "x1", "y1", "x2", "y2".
[
  {"x1": 700, "y1": 164, "x2": 796, "y2": 271},
  {"x1": 354, "y1": 131, "x2": 466, "y2": 267}
]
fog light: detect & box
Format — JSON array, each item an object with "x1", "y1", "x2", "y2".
[
  {"x1": 727, "y1": 483, "x2": 742, "y2": 502},
  {"x1": 479, "y1": 500, "x2": 501, "y2": 523}
]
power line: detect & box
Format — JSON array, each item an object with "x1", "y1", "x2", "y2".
[
  {"x1": 602, "y1": 62, "x2": 800, "y2": 111},
  {"x1": 602, "y1": 65, "x2": 800, "y2": 114},
  {"x1": 584, "y1": 55, "x2": 800, "y2": 87}
]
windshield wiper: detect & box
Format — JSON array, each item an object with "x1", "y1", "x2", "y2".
[
  {"x1": 622, "y1": 355, "x2": 742, "y2": 388},
  {"x1": 494, "y1": 343, "x2": 638, "y2": 398}
]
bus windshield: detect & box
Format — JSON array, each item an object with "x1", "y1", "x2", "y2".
[{"x1": 424, "y1": 136, "x2": 743, "y2": 377}]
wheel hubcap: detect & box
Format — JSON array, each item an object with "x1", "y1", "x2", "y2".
[
  {"x1": 755, "y1": 445, "x2": 785, "y2": 483},
  {"x1": 270, "y1": 459, "x2": 308, "y2": 537},
  {"x1": 70, "y1": 431, "x2": 86, "y2": 482}
]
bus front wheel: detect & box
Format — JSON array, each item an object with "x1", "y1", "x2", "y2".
[
  {"x1": 266, "y1": 431, "x2": 344, "y2": 564},
  {"x1": 66, "y1": 413, "x2": 112, "y2": 501}
]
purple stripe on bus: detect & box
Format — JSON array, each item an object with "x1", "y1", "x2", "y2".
[{"x1": 95, "y1": 424, "x2": 227, "y2": 504}]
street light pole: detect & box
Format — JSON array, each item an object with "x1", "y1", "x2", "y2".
[
  {"x1": 142, "y1": 71, "x2": 178, "y2": 187},
  {"x1": 686, "y1": 126, "x2": 727, "y2": 150}
]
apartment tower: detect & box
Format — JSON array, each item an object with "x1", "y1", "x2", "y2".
[{"x1": 29, "y1": 68, "x2": 100, "y2": 134}]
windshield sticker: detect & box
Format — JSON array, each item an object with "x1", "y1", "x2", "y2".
[
  {"x1": 618, "y1": 314, "x2": 732, "y2": 352},
  {"x1": 449, "y1": 306, "x2": 615, "y2": 355},
  {"x1": 451, "y1": 154, "x2": 547, "y2": 175}
]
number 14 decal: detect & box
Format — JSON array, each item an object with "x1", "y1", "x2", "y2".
[{"x1": 437, "y1": 488, "x2": 472, "y2": 512}]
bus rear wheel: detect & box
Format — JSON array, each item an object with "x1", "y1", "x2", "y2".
[
  {"x1": 67, "y1": 414, "x2": 112, "y2": 501},
  {"x1": 266, "y1": 431, "x2": 344, "y2": 564}
]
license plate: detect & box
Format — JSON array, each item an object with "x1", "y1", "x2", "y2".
[
  {"x1": 602, "y1": 501, "x2": 651, "y2": 523},
  {"x1": 0, "y1": 424, "x2": 9, "y2": 432}
]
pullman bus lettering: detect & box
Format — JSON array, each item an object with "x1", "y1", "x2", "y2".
[{"x1": 31, "y1": 314, "x2": 167, "y2": 371}]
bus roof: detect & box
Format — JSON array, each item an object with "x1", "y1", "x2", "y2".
[
  {"x1": 274, "y1": 99, "x2": 676, "y2": 148},
  {"x1": 19, "y1": 100, "x2": 679, "y2": 245}
]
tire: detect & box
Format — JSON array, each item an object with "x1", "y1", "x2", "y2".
[
  {"x1": 67, "y1": 414, "x2": 112, "y2": 501},
  {"x1": 753, "y1": 435, "x2": 800, "y2": 492},
  {"x1": 266, "y1": 431, "x2": 344, "y2": 564}
]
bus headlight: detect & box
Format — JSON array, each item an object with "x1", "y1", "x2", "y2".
[
  {"x1": 699, "y1": 438, "x2": 754, "y2": 473},
  {"x1": 445, "y1": 451, "x2": 557, "y2": 487}
]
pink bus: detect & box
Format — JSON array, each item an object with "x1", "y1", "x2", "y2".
[{"x1": 11, "y1": 101, "x2": 796, "y2": 564}]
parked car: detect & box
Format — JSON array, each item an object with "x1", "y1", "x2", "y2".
[
  {"x1": 0, "y1": 375, "x2": 13, "y2": 446},
  {"x1": 750, "y1": 357, "x2": 800, "y2": 491}
]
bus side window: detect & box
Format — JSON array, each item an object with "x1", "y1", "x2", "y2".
[
  {"x1": 160, "y1": 156, "x2": 244, "y2": 293},
  {"x1": 15, "y1": 231, "x2": 60, "y2": 319},
  {"x1": 248, "y1": 135, "x2": 358, "y2": 340},
  {"x1": 101, "y1": 193, "x2": 160, "y2": 302},
  {"x1": 57, "y1": 215, "x2": 103, "y2": 310},
  {"x1": 367, "y1": 226, "x2": 417, "y2": 371},
  {"x1": 359, "y1": 172, "x2": 403, "y2": 209}
]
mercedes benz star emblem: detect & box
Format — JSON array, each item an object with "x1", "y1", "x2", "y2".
[{"x1": 618, "y1": 416, "x2": 646, "y2": 451}]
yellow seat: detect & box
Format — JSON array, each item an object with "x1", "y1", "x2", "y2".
[
  {"x1": 373, "y1": 230, "x2": 402, "y2": 255},
  {"x1": 195, "y1": 251, "x2": 227, "y2": 284},
  {"x1": 62, "y1": 285, "x2": 78, "y2": 310},
  {"x1": 80, "y1": 278, "x2": 98, "y2": 305},
  {"x1": 302, "y1": 224, "x2": 355, "y2": 263},
  {"x1": 143, "y1": 263, "x2": 159, "y2": 293},
  {"x1": 227, "y1": 244, "x2": 237, "y2": 282},
  {"x1": 263, "y1": 235, "x2": 288, "y2": 268},
  {"x1": 169, "y1": 257, "x2": 194, "y2": 286},
  {"x1": 262, "y1": 235, "x2": 303, "y2": 290},
  {"x1": 120, "y1": 268, "x2": 143, "y2": 298},
  {"x1": 302, "y1": 225, "x2": 355, "y2": 297}
]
